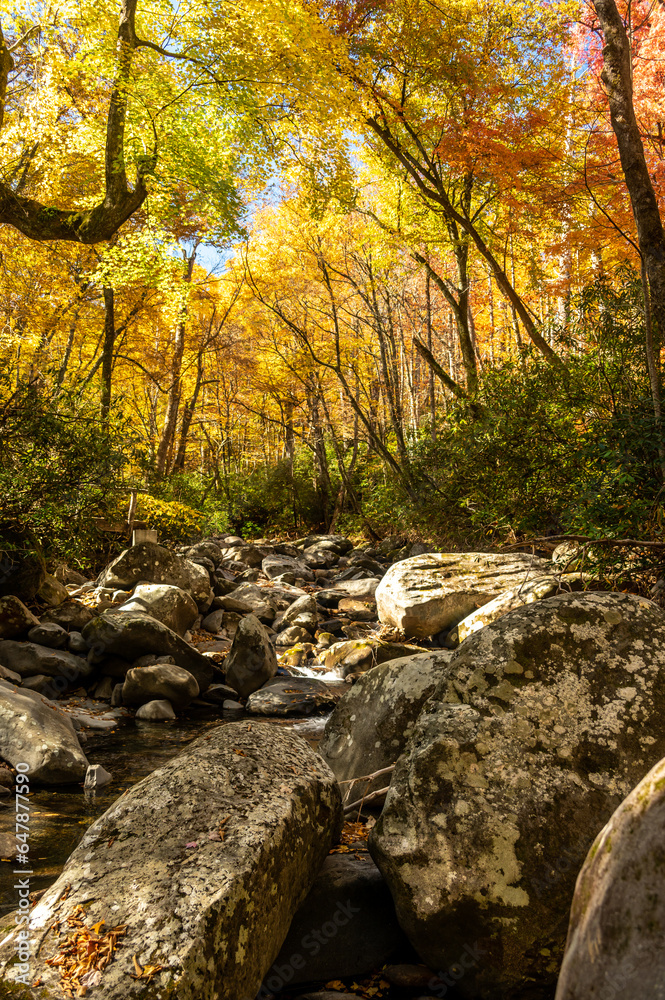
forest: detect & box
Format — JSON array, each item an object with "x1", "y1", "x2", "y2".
[
  {"x1": 2, "y1": 4, "x2": 665, "y2": 1000},
  {"x1": 1, "y1": 0, "x2": 664, "y2": 570}
]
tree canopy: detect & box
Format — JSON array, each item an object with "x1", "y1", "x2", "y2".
[{"x1": 2, "y1": 0, "x2": 665, "y2": 566}]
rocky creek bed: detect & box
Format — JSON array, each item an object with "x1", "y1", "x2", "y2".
[{"x1": 1, "y1": 532, "x2": 665, "y2": 999}]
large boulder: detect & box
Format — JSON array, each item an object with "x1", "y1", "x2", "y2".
[
  {"x1": 225, "y1": 614, "x2": 278, "y2": 698},
  {"x1": 0, "y1": 641, "x2": 93, "y2": 681},
  {"x1": 116, "y1": 583, "x2": 198, "y2": 636},
  {"x1": 375, "y1": 551, "x2": 551, "y2": 638},
  {"x1": 319, "y1": 649, "x2": 453, "y2": 794},
  {"x1": 122, "y1": 663, "x2": 199, "y2": 711},
  {"x1": 369, "y1": 591, "x2": 665, "y2": 998},
  {"x1": 556, "y1": 754, "x2": 665, "y2": 1000},
  {"x1": 98, "y1": 542, "x2": 205, "y2": 598},
  {"x1": 0, "y1": 722, "x2": 342, "y2": 999},
  {"x1": 0, "y1": 680, "x2": 88, "y2": 783},
  {"x1": 81, "y1": 611, "x2": 213, "y2": 691},
  {"x1": 0, "y1": 596, "x2": 40, "y2": 639}
]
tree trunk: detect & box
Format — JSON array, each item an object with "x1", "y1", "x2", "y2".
[
  {"x1": 593, "y1": 0, "x2": 665, "y2": 341},
  {"x1": 155, "y1": 249, "x2": 196, "y2": 477},
  {"x1": 101, "y1": 286, "x2": 115, "y2": 423}
]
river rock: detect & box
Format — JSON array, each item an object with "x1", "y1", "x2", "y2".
[
  {"x1": 0, "y1": 722, "x2": 342, "y2": 999},
  {"x1": 116, "y1": 583, "x2": 198, "y2": 635},
  {"x1": 220, "y1": 543, "x2": 265, "y2": 567},
  {"x1": 185, "y1": 558, "x2": 214, "y2": 611},
  {"x1": 37, "y1": 573, "x2": 69, "y2": 606},
  {"x1": 81, "y1": 611, "x2": 213, "y2": 691},
  {"x1": 375, "y1": 551, "x2": 552, "y2": 637},
  {"x1": 369, "y1": 591, "x2": 665, "y2": 998},
  {"x1": 225, "y1": 614, "x2": 278, "y2": 698},
  {"x1": 266, "y1": 853, "x2": 408, "y2": 988},
  {"x1": 263, "y1": 554, "x2": 314, "y2": 582},
  {"x1": 332, "y1": 578, "x2": 380, "y2": 601},
  {"x1": 0, "y1": 641, "x2": 92, "y2": 681},
  {"x1": 84, "y1": 763, "x2": 112, "y2": 790},
  {"x1": 186, "y1": 540, "x2": 224, "y2": 565},
  {"x1": 0, "y1": 596, "x2": 40, "y2": 639},
  {"x1": 40, "y1": 600, "x2": 95, "y2": 630},
  {"x1": 135, "y1": 698, "x2": 176, "y2": 720},
  {"x1": 0, "y1": 664, "x2": 21, "y2": 685},
  {"x1": 98, "y1": 541, "x2": 203, "y2": 599},
  {"x1": 319, "y1": 649, "x2": 454, "y2": 794},
  {"x1": 456, "y1": 574, "x2": 587, "y2": 642},
  {"x1": 321, "y1": 639, "x2": 424, "y2": 679},
  {"x1": 0, "y1": 680, "x2": 88, "y2": 783},
  {"x1": 555, "y1": 754, "x2": 665, "y2": 1000},
  {"x1": 27, "y1": 622, "x2": 68, "y2": 648},
  {"x1": 122, "y1": 663, "x2": 199, "y2": 710},
  {"x1": 278, "y1": 593, "x2": 319, "y2": 631},
  {"x1": 246, "y1": 677, "x2": 335, "y2": 716},
  {"x1": 275, "y1": 625, "x2": 313, "y2": 646}
]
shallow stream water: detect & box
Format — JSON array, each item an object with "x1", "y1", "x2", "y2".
[{"x1": 0, "y1": 708, "x2": 330, "y2": 917}]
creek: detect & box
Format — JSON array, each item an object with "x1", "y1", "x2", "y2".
[{"x1": 0, "y1": 706, "x2": 329, "y2": 918}]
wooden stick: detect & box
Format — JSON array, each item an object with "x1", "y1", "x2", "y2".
[{"x1": 343, "y1": 785, "x2": 391, "y2": 814}]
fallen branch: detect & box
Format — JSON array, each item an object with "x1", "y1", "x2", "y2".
[
  {"x1": 338, "y1": 765, "x2": 395, "y2": 805},
  {"x1": 505, "y1": 535, "x2": 665, "y2": 552},
  {"x1": 343, "y1": 785, "x2": 391, "y2": 815}
]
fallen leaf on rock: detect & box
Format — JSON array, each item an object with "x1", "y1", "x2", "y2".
[{"x1": 44, "y1": 910, "x2": 127, "y2": 997}]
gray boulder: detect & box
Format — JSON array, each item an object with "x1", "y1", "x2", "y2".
[
  {"x1": 219, "y1": 543, "x2": 264, "y2": 567},
  {"x1": 332, "y1": 578, "x2": 380, "y2": 601},
  {"x1": 0, "y1": 596, "x2": 40, "y2": 639},
  {"x1": 122, "y1": 663, "x2": 199, "y2": 710},
  {"x1": 184, "y1": 558, "x2": 214, "y2": 611},
  {"x1": 263, "y1": 554, "x2": 314, "y2": 582},
  {"x1": 186, "y1": 540, "x2": 223, "y2": 565},
  {"x1": 135, "y1": 699, "x2": 176, "y2": 721},
  {"x1": 556, "y1": 754, "x2": 665, "y2": 1000},
  {"x1": 225, "y1": 614, "x2": 278, "y2": 698},
  {"x1": 0, "y1": 640, "x2": 92, "y2": 681},
  {"x1": 266, "y1": 853, "x2": 408, "y2": 988},
  {"x1": 319, "y1": 649, "x2": 453, "y2": 794},
  {"x1": 37, "y1": 573, "x2": 69, "y2": 606},
  {"x1": 246, "y1": 677, "x2": 335, "y2": 716},
  {"x1": 27, "y1": 622, "x2": 68, "y2": 648},
  {"x1": 116, "y1": 583, "x2": 198, "y2": 635},
  {"x1": 98, "y1": 542, "x2": 210, "y2": 609},
  {"x1": 375, "y1": 551, "x2": 552, "y2": 637},
  {"x1": 370, "y1": 591, "x2": 665, "y2": 998},
  {"x1": 40, "y1": 600, "x2": 95, "y2": 630},
  {"x1": 456, "y1": 573, "x2": 587, "y2": 642},
  {"x1": 0, "y1": 722, "x2": 341, "y2": 999},
  {"x1": 278, "y1": 593, "x2": 319, "y2": 631},
  {"x1": 320, "y1": 638, "x2": 424, "y2": 679},
  {"x1": 81, "y1": 611, "x2": 213, "y2": 691},
  {"x1": 0, "y1": 680, "x2": 88, "y2": 783},
  {"x1": 99, "y1": 541, "x2": 191, "y2": 590}
]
